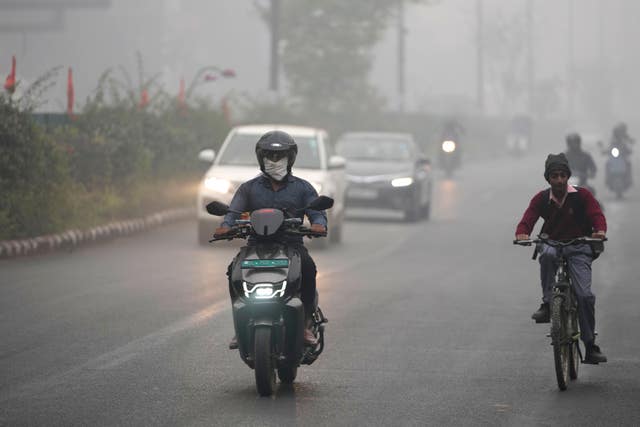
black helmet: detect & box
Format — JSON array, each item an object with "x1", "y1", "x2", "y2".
[
  {"x1": 566, "y1": 132, "x2": 581, "y2": 150},
  {"x1": 255, "y1": 130, "x2": 298, "y2": 173}
]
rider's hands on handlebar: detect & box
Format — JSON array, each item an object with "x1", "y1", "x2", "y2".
[
  {"x1": 591, "y1": 231, "x2": 606, "y2": 240},
  {"x1": 214, "y1": 226, "x2": 231, "y2": 238},
  {"x1": 516, "y1": 234, "x2": 530, "y2": 241},
  {"x1": 310, "y1": 223, "x2": 327, "y2": 234}
]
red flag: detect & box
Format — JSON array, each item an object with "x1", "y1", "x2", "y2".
[
  {"x1": 139, "y1": 88, "x2": 149, "y2": 109},
  {"x1": 178, "y1": 77, "x2": 186, "y2": 110},
  {"x1": 4, "y1": 55, "x2": 16, "y2": 94},
  {"x1": 67, "y1": 67, "x2": 75, "y2": 118}
]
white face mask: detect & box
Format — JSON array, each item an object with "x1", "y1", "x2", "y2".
[{"x1": 263, "y1": 157, "x2": 289, "y2": 181}]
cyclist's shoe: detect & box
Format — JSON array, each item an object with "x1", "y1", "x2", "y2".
[
  {"x1": 531, "y1": 303, "x2": 550, "y2": 323},
  {"x1": 228, "y1": 335, "x2": 238, "y2": 350},
  {"x1": 584, "y1": 344, "x2": 607, "y2": 364}
]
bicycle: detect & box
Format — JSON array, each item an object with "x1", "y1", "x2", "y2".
[{"x1": 514, "y1": 234, "x2": 605, "y2": 391}]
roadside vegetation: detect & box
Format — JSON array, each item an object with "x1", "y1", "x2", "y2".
[{"x1": 0, "y1": 68, "x2": 229, "y2": 240}]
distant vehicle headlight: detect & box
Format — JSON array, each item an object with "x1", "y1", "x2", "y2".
[
  {"x1": 243, "y1": 281, "x2": 287, "y2": 299},
  {"x1": 204, "y1": 177, "x2": 231, "y2": 193},
  {"x1": 442, "y1": 140, "x2": 456, "y2": 153},
  {"x1": 611, "y1": 147, "x2": 620, "y2": 158},
  {"x1": 391, "y1": 177, "x2": 414, "y2": 187},
  {"x1": 309, "y1": 181, "x2": 323, "y2": 194}
]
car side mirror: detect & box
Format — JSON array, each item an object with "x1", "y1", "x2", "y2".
[
  {"x1": 206, "y1": 201, "x2": 229, "y2": 216},
  {"x1": 328, "y1": 155, "x2": 346, "y2": 170},
  {"x1": 198, "y1": 149, "x2": 216, "y2": 163},
  {"x1": 306, "y1": 195, "x2": 334, "y2": 211}
]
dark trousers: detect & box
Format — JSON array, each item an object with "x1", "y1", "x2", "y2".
[{"x1": 227, "y1": 244, "x2": 317, "y2": 313}]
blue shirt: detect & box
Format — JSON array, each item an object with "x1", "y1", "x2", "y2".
[{"x1": 221, "y1": 174, "x2": 327, "y2": 243}]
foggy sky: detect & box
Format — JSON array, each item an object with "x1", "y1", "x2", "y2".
[{"x1": 1, "y1": 0, "x2": 638, "y2": 127}]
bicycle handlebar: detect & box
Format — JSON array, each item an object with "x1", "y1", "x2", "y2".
[{"x1": 513, "y1": 236, "x2": 607, "y2": 247}]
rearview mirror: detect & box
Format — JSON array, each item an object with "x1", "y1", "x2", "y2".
[
  {"x1": 306, "y1": 195, "x2": 334, "y2": 211},
  {"x1": 206, "y1": 201, "x2": 229, "y2": 216},
  {"x1": 198, "y1": 149, "x2": 216, "y2": 163}
]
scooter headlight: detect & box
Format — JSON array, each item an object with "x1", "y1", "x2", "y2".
[
  {"x1": 611, "y1": 147, "x2": 620, "y2": 158},
  {"x1": 442, "y1": 140, "x2": 456, "y2": 153},
  {"x1": 243, "y1": 281, "x2": 287, "y2": 299}
]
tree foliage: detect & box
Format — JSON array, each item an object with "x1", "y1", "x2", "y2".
[{"x1": 258, "y1": 1, "x2": 426, "y2": 115}]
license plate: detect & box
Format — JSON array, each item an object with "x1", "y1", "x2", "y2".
[
  {"x1": 347, "y1": 187, "x2": 378, "y2": 199},
  {"x1": 241, "y1": 259, "x2": 289, "y2": 269}
]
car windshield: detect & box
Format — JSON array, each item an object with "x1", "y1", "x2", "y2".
[
  {"x1": 217, "y1": 133, "x2": 322, "y2": 169},
  {"x1": 336, "y1": 137, "x2": 412, "y2": 161}
]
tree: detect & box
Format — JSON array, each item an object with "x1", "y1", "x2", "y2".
[{"x1": 258, "y1": 1, "x2": 423, "y2": 116}]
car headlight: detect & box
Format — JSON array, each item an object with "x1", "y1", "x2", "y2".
[
  {"x1": 442, "y1": 140, "x2": 456, "y2": 153},
  {"x1": 243, "y1": 281, "x2": 287, "y2": 299},
  {"x1": 204, "y1": 177, "x2": 231, "y2": 193},
  {"x1": 391, "y1": 177, "x2": 414, "y2": 187},
  {"x1": 309, "y1": 181, "x2": 323, "y2": 194}
]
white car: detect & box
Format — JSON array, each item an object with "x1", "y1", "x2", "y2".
[{"x1": 197, "y1": 124, "x2": 347, "y2": 246}]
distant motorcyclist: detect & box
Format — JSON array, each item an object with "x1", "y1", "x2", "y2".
[
  {"x1": 607, "y1": 122, "x2": 634, "y2": 186},
  {"x1": 214, "y1": 130, "x2": 327, "y2": 348},
  {"x1": 515, "y1": 153, "x2": 608, "y2": 364},
  {"x1": 610, "y1": 122, "x2": 634, "y2": 155},
  {"x1": 564, "y1": 133, "x2": 597, "y2": 187}
]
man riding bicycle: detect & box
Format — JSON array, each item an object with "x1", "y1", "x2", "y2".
[{"x1": 515, "y1": 153, "x2": 608, "y2": 364}]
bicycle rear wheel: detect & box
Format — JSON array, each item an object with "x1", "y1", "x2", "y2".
[{"x1": 551, "y1": 295, "x2": 570, "y2": 390}]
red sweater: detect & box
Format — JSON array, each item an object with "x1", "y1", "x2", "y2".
[{"x1": 516, "y1": 187, "x2": 607, "y2": 240}]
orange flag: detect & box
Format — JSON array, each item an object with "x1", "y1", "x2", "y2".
[
  {"x1": 4, "y1": 55, "x2": 16, "y2": 94},
  {"x1": 67, "y1": 67, "x2": 75, "y2": 118}
]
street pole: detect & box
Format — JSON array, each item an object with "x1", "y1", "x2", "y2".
[
  {"x1": 269, "y1": 0, "x2": 280, "y2": 93},
  {"x1": 567, "y1": 0, "x2": 575, "y2": 123},
  {"x1": 476, "y1": 0, "x2": 484, "y2": 115},
  {"x1": 526, "y1": 0, "x2": 534, "y2": 116},
  {"x1": 397, "y1": 0, "x2": 406, "y2": 113}
]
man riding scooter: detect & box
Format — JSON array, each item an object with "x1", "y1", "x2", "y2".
[{"x1": 214, "y1": 130, "x2": 327, "y2": 349}]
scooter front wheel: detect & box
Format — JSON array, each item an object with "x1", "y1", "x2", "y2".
[{"x1": 254, "y1": 326, "x2": 276, "y2": 396}]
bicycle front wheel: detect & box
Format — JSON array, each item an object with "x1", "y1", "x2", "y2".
[{"x1": 551, "y1": 295, "x2": 570, "y2": 390}]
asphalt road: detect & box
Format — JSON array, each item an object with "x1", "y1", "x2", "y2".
[{"x1": 2, "y1": 154, "x2": 640, "y2": 426}]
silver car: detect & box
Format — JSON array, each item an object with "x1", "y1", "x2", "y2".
[
  {"x1": 197, "y1": 124, "x2": 347, "y2": 246},
  {"x1": 336, "y1": 132, "x2": 433, "y2": 221}
]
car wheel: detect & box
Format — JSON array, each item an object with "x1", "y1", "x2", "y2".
[
  {"x1": 404, "y1": 198, "x2": 420, "y2": 222},
  {"x1": 420, "y1": 201, "x2": 431, "y2": 220},
  {"x1": 329, "y1": 214, "x2": 343, "y2": 243},
  {"x1": 198, "y1": 220, "x2": 213, "y2": 245}
]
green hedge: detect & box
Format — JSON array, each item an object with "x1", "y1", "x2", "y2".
[{"x1": 0, "y1": 93, "x2": 229, "y2": 240}]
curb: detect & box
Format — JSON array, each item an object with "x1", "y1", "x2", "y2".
[{"x1": 0, "y1": 207, "x2": 195, "y2": 259}]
